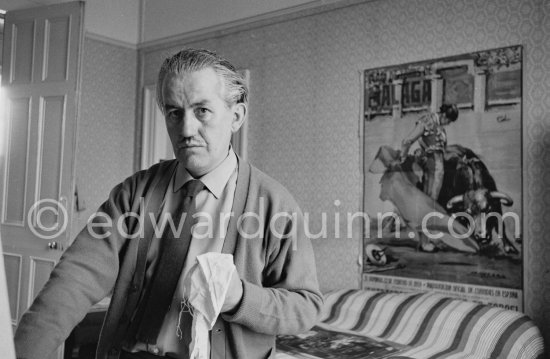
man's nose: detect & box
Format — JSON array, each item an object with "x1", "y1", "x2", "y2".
[{"x1": 181, "y1": 112, "x2": 199, "y2": 137}]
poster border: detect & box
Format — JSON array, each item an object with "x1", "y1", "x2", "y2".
[{"x1": 360, "y1": 44, "x2": 525, "y2": 311}]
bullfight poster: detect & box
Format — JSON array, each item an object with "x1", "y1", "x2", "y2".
[{"x1": 362, "y1": 46, "x2": 523, "y2": 311}]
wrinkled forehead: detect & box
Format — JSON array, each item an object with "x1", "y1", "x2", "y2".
[{"x1": 161, "y1": 68, "x2": 226, "y2": 103}]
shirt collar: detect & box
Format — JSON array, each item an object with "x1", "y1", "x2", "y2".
[{"x1": 174, "y1": 149, "x2": 238, "y2": 199}]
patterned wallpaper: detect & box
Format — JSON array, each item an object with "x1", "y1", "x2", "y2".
[
  {"x1": 141, "y1": 0, "x2": 550, "y2": 344},
  {"x1": 71, "y1": 37, "x2": 137, "y2": 239}
]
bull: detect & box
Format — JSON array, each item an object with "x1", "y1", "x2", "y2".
[
  {"x1": 369, "y1": 145, "x2": 479, "y2": 253},
  {"x1": 439, "y1": 145, "x2": 518, "y2": 254}
]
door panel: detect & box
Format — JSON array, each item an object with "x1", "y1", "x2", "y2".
[
  {"x1": 38, "y1": 94, "x2": 66, "y2": 229},
  {"x1": 27, "y1": 256, "x2": 56, "y2": 306},
  {"x1": 0, "y1": 2, "x2": 84, "y2": 359},
  {"x1": 43, "y1": 17, "x2": 70, "y2": 82},
  {"x1": 3, "y1": 96, "x2": 31, "y2": 225},
  {"x1": 141, "y1": 84, "x2": 174, "y2": 169},
  {"x1": 10, "y1": 20, "x2": 35, "y2": 84},
  {"x1": 2, "y1": 253, "x2": 22, "y2": 325}
]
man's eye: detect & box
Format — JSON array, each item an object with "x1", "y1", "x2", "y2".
[
  {"x1": 195, "y1": 108, "x2": 210, "y2": 118},
  {"x1": 166, "y1": 110, "x2": 182, "y2": 120}
]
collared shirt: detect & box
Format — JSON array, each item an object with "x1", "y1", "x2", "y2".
[{"x1": 130, "y1": 149, "x2": 238, "y2": 357}]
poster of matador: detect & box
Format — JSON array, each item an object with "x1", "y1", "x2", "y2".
[{"x1": 362, "y1": 46, "x2": 523, "y2": 310}]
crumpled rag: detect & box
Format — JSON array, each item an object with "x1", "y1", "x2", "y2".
[{"x1": 179, "y1": 252, "x2": 236, "y2": 359}]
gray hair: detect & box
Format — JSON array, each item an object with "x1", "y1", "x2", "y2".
[{"x1": 156, "y1": 48, "x2": 248, "y2": 113}]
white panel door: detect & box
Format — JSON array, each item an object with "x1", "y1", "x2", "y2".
[
  {"x1": 141, "y1": 84, "x2": 174, "y2": 170},
  {"x1": 0, "y1": 2, "x2": 84, "y2": 358}
]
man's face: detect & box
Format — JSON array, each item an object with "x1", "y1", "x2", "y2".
[{"x1": 161, "y1": 67, "x2": 245, "y2": 177}]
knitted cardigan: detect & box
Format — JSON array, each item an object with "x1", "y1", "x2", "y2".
[{"x1": 15, "y1": 158, "x2": 323, "y2": 359}]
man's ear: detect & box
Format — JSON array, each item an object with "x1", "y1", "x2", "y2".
[{"x1": 231, "y1": 103, "x2": 247, "y2": 133}]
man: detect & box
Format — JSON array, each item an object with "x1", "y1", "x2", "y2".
[
  {"x1": 15, "y1": 49, "x2": 323, "y2": 359},
  {"x1": 400, "y1": 104, "x2": 459, "y2": 201}
]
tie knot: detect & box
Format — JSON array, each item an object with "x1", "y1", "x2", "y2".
[{"x1": 182, "y1": 179, "x2": 204, "y2": 198}]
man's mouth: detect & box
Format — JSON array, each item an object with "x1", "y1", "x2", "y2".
[{"x1": 178, "y1": 141, "x2": 204, "y2": 149}]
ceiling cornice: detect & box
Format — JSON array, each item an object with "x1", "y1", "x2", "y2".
[{"x1": 138, "y1": 0, "x2": 378, "y2": 52}]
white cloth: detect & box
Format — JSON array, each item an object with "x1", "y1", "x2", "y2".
[{"x1": 181, "y1": 253, "x2": 236, "y2": 359}]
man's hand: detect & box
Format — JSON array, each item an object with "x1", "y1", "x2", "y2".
[{"x1": 221, "y1": 269, "x2": 243, "y2": 313}]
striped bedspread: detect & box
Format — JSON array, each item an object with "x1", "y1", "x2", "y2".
[{"x1": 276, "y1": 289, "x2": 545, "y2": 359}]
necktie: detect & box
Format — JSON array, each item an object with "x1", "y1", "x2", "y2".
[{"x1": 134, "y1": 179, "x2": 205, "y2": 344}]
